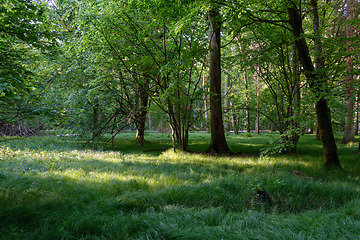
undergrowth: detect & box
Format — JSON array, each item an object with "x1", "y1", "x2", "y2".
[{"x1": 0, "y1": 132, "x2": 359, "y2": 239}]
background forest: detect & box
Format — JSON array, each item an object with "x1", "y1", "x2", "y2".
[
  {"x1": 1, "y1": 0, "x2": 360, "y2": 161},
  {"x1": 1, "y1": 0, "x2": 360, "y2": 158},
  {"x1": 1, "y1": 0, "x2": 360, "y2": 239}
]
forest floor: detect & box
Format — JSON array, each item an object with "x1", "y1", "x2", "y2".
[{"x1": 0, "y1": 132, "x2": 359, "y2": 239}]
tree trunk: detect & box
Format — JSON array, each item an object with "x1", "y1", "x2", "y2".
[
  {"x1": 355, "y1": 92, "x2": 359, "y2": 135},
  {"x1": 231, "y1": 101, "x2": 239, "y2": 134},
  {"x1": 147, "y1": 113, "x2": 151, "y2": 130},
  {"x1": 167, "y1": 101, "x2": 177, "y2": 151},
  {"x1": 167, "y1": 98, "x2": 190, "y2": 152},
  {"x1": 355, "y1": 89, "x2": 360, "y2": 154},
  {"x1": 287, "y1": 44, "x2": 301, "y2": 153},
  {"x1": 206, "y1": 6, "x2": 231, "y2": 154},
  {"x1": 224, "y1": 74, "x2": 230, "y2": 132},
  {"x1": 203, "y1": 75, "x2": 209, "y2": 132},
  {"x1": 135, "y1": 82, "x2": 149, "y2": 147},
  {"x1": 255, "y1": 72, "x2": 260, "y2": 135},
  {"x1": 287, "y1": 2, "x2": 341, "y2": 167},
  {"x1": 244, "y1": 75, "x2": 251, "y2": 134},
  {"x1": 92, "y1": 98, "x2": 101, "y2": 138},
  {"x1": 341, "y1": 0, "x2": 356, "y2": 143},
  {"x1": 314, "y1": 123, "x2": 320, "y2": 140}
]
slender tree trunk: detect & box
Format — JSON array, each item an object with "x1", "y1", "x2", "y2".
[
  {"x1": 166, "y1": 99, "x2": 190, "y2": 151},
  {"x1": 203, "y1": 75, "x2": 209, "y2": 132},
  {"x1": 288, "y1": 44, "x2": 301, "y2": 153},
  {"x1": 355, "y1": 92, "x2": 359, "y2": 135},
  {"x1": 224, "y1": 74, "x2": 230, "y2": 131},
  {"x1": 341, "y1": 0, "x2": 356, "y2": 143},
  {"x1": 287, "y1": 2, "x2": 341, "y2": 167},
  {"x1": 206, "y1": 6, "x2": 231, "y2": 154},
  {"x1": 355, "y1": 89, "x2": 360, "y2": 154},
  {"x1": 148, "y1": 113, "x2": 151, "y2": 130},
  {"x1": 292, "y1": 44, "x2": 300, "y2": 126},
  {"x1": 168, "y1": 101, "x2": 177, "y2": 152},
  {"x1": 92, "y1": 98, "x2": 101, "y2": 138},
  {"x1": 135, "y1": 83, "x2": 149, "y2": 147},
  {"x1": 230, "y1": 76, "x2": 239, "y2": 135},
  {"x1": 255, "y1": 72, "x2": 260, "y2": 135},
  {"x1": 231, "y1": 101, "x2": 239, "y2": 134},
  {"x1": 244, "y1": 75, "x2": 251, "y2": 134}
]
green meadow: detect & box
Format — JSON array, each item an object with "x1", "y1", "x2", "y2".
[{"x1": 0, "y1": 132, "x2": 360, "y2": 239}]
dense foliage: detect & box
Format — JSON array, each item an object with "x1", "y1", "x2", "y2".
[
  {"x1": 0, "y1": 0, "x2": 56, "y2": 135},
  {"x1": 1, "y1": 1, "x2": 360, "y2": 157}
]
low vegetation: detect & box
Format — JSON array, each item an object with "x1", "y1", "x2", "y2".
[{"x1": 0, "y1": 132, "x2": 359, "y2": 239}]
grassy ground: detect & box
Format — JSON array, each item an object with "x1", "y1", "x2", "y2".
[{"x1": 0, "y1": 132, "x2": 359, "y2": 239}]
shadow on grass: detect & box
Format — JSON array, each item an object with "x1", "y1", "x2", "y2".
[
  {"x1": 1, "y1": 149, "x2": 359, "y2": 215},
  {"x1": 1, "y1": 133, "x2": 360, "y2": 239},
  {"x1": 1, "y1": 147, "x2": 360, "y2": 239}
]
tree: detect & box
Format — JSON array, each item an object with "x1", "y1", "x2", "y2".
[
  {"x1": 54, "y1": 0, "x2": 209, "y2": 150},
  {"x1": 341, "y1": 0, "x2": 356, "y2": 144},
  {"x1": 206, "y1": 3, "x2": 231, "y2": 154},
  {"x1": 287, "y1": 0, "x2": 341, "y2": 167},
  {"x1": 0, "y1": 0, "x2": 55, "y2": 135},
  {"x1": 0, "y1": 0, "x2": 49, "y2": 99},
  {"x1": 134, "y1": 79, "x2": 150, "y2": 147}
]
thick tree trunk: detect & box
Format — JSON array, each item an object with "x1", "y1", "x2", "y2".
[
  {"x1": 316, "y1": 98, "x2": 340, "y2": 162},
  {"x1": 206, "y1": 7, "x2": 231, "y2": 154},
  {"x1": 341, "y1": 0, "x2": 356, "y2": 143},
  {"x1": 314, "y1": 123, "x2": 320, "y2": 140},
  {"x1": 287, "y1": 2, "x2": 341, "y2": 167}
]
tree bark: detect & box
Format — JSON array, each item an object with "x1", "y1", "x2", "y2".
[
  {"x1": 355, "y1": 88, "x2": 360, "y2": 154},
  {"x1": 341, "y1": 0, "x2": 356, "y2": 143},
  {"x1": 287, "y1": 2, "x2": 341, "y2": 167},
  {"x1": 224, "y1": 74, "x2": 230, "y2": 131},
  {"x1": 244, "y1": 75, "x2": 251, "y2": 134},
  {"x1": 203, "y1": 75, "x2": 209, "y2": 132},
  {"x1": 288, "y1": 44, "x2": 300, "y2": 153},
  {"x1": 255, "y1": 72, "x2": 260, "y2": 135},
  {"x1": 231, "y1": 101, "x2": 239, "y2": 134},
  {"x1": 135, "y1": 83, "x2": 149, "y2": 147},
  {"x1": 147, "y1": 113, "x2": 151, "y2": 130},
  {"x1": 92, "y1": 98, "x2": 101, "y2": 138},
  {"x1": 355, "y1": 92, "x2": 359, "y2": 135},
  {"x1": 206, "y1": 6, "x2": 231, "y2": 154}
]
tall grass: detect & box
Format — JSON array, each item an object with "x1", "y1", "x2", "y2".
[{"x1": 0, "y1": 132, "x2": 359, "y2": 239}]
